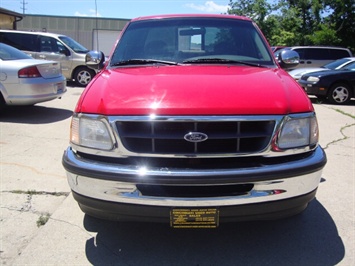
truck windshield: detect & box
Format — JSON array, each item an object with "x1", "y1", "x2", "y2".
[
  {"x1": 59, "y1": 36, "x2": 89, "y2": 53},
  {"x1": 110, "y1": 17, "x2": 274, "y2": 66}
]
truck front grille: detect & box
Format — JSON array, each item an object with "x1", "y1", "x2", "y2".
[
  {"x1": 136, "y1": 184, "x2": 254, "y2": 198},
  {"x1": 115, "y1": 120, "x2": 275, "y2": 155}
]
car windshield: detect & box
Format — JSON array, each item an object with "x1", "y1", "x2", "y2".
[
  {"x1": 323, "y1": 58, "x2": 352, "y2": 70},
  {"x1": 342, "y1": 61, "x2": 355, "y2": 70},
  {"x1": 110, "y1": 17, "x2": 274, "y2": 67},
  {"x1": 59, "y1": 36, "x2": 89, "y2": 53},
  {"x1": 0, "y1": 43, "x2": 32, "y2": 60}
]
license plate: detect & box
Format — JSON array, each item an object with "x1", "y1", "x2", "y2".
[
  {"x1": 56, "y1": 82, "x2": 64, "y2": 93},
  {"x1": 170, "y1": 208, "x2": 219, "y2": 228}
]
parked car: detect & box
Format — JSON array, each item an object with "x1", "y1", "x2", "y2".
[
  {"x1": 0, "y1": 29, "x2": 96, "y2": 87},
  {"x1": 289, "y1": 57, "x2": 355, "y2": 80},
  {"x1": 275, "y1": 46, "x2": 352, "y2": 69},
  {"x1": 0, "y1": 43, "x2": 66, "y2": 108},
  {"x1": 298, "y1": 61, "x2": 355, "y2": 105},
  {"x1": 62, "y1": 14, "x2": 326, "y2": 227}
]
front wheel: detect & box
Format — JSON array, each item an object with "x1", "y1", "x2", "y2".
[
  {"x1": 327, "y1": 83, "x2": 352, "y2": 105},
  {"x1": 74, "y1": 67, "x2": 96, "y2": 87}
]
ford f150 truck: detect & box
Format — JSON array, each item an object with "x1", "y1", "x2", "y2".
[{"x1": 62, "y1": 14, "x2": 327, "y2": 228}]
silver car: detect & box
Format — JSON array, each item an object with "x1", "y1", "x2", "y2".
[{"x1": 0, "y1": 43, "x2": 66, "y2": 108}]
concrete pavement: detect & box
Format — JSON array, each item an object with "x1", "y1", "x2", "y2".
[{"x1": 1, "y1": 88, "x2": 354, "y2": 265}]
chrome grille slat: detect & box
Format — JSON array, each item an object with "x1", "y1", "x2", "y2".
[
  {"x1": 194, "y1": 122, "x2": 198, "y2": 153},
  {"x1": 237, "y1": 121, "x2": 241, "y2": 152},
  {"x1": 116, "y1": 120, "x2": 276, "y2": 155}
]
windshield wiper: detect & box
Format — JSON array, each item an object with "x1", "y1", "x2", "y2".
[
  {"x1": 182, "y1": 58, "x2": 267, "y2": 68},
  {"x1": 111, "y1": 59, "x2": 179, "y2": 66}
]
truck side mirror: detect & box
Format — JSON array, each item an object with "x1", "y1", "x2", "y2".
[
  {"x1": 86, "y1": 51, "x2": 105, "y2": 70},
  {"x1": 278, "y1": 50, "x2": 300, "y2": 69}
]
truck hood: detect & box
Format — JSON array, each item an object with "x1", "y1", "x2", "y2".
[{"x1": 78, "y1": 65, "x2": 313, "y2": 115}]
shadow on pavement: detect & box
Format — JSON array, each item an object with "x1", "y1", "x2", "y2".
[
  {"x1": 83, "y1": 199, "x2": 344, "y2": 266},
  {"x1": 66, "y1": 81, "x2": 84, "y2": 88},
  {"x1": 0, "y1": 105, "x2": 73, "y2": 124}
]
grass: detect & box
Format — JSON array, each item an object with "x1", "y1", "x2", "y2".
[
  {"x1": 333, "y1": 108, "x2": 355, "y2": 119},
  {"x1": 6, "y1": 190, "x2": 69, "y2": 227}
]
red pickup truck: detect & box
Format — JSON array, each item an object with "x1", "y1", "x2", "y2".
[{"x1": 62, "y1": 14, "x2": 326, "y2": 228}]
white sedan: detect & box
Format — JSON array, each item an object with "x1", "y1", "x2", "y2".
[
  {"x1": 0, "y1": 43, "x2": 66, "y2": 108},
  {"x1": 289, "y1": 57, "x2": 355, "y2": 80}
]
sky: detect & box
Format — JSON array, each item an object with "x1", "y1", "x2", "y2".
[{"x1": 0, "y1": 0, "x2": 231, "y2": 20}]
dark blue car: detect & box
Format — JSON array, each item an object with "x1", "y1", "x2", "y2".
[{"x1": 298, "y1": 61, "x2": 355, "y2": 104}]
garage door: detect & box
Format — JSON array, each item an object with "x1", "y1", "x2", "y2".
[{"x1": 93, "y1": 30, "x2": 121, "y2": 55}]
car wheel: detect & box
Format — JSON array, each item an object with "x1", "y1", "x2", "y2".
[
  {"x1": 328, "y1": 83, "x2": 352, "y2": 105},
  {"x1": 74, "y1": 67, "x2": 96, "y2": 87}
]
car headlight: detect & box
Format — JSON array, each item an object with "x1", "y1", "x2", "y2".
[
  {"x1": 307, "y1": 76, "x2": 319, "y2": 82},
  {"x1": 70, "y1": 116, "x2": 114, "y2": 150},
  {"x1": 277, "y1": 116, "x2": 318, "y2": 149}
]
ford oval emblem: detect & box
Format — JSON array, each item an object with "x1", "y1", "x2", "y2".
[{"x1": 184, "y1": 132, "x2": 208, "y2": 142}]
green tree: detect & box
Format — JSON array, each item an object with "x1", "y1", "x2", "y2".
[
  {"x1": 228, "y1": 0, "x2": 354, "y2": 52},
  {"x1": 325, "y1": 0, "x2": 355, "y2": 52},
  {"x1": 279, "y1": 0, "x2": 327, "y2": 45},
  {"x1": 273, "y1": 5, "x2": 303, "y2": 45},
  {"x1": 306, "y1": 24, "x2": 341, "y2": 45},
  {"x1": 228, "y1": 0, "x2": 273, "y2": 36}
]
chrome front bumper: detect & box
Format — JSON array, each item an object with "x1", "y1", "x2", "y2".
[{"x1": 63, "y1": 146, "x2": 326, "y2": 208}]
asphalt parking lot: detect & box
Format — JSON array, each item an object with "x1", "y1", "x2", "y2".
[{"x1": 1, "y1": 84, "x2": 354, "y2": 266}]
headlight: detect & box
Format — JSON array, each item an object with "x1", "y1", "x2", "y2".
[
  {"x1": 277, "y1": 116, "x2": 318, "y2": 149},
  {"x1": 70, "y1": 116, "x2": 114, "y2": 150},
  {"x1": 307, "y1": 76, "x2": 319, "y2": 82}
]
